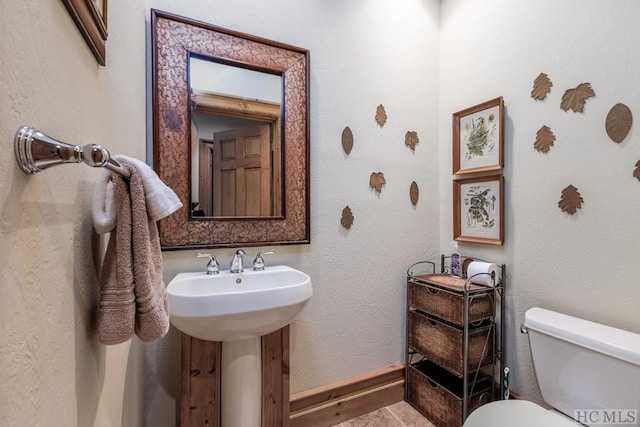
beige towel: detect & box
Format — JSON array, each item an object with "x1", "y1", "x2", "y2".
[
  {"x1": 97, "y1": 176, "x2": 136, "y2": 344},
  {"x1": 128, "y1": 165, "x2": 170, "y2": 342},
  {"x1": 97, "y1": 159, "x2": 172, "y2": 344}
]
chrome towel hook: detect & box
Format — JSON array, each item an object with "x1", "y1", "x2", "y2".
[{"x1": 14, "y1": 125, "x2": 130, "y2": 178}]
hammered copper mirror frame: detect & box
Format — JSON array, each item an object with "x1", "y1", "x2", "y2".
[{"x1": 151, "y1": 10, "x2": 310, "y2": 250}]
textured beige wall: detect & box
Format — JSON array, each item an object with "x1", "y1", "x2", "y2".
[
  {"x1": 0, "y1": 1, "x2": 148, "y2": 426},
  {"x1": 439, "y1": 0, "x2": 640, "y2": 403}
]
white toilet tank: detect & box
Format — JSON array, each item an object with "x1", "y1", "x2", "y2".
[{"x1": 524, "y1": 307, "x2": 640, "y2": 426}]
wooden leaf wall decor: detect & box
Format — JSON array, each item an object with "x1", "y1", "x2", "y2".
[
  {"x1": 409, "y1": 181, "x2": 419, "y2": 205},
  {"x1": 405, "y1": 131, "x2": 419, "y2": 150},
  {"x1": 375, "y1": 104, "x2": 387, "y2": 127},
  {"x1": 558, "y1": 185, "x2": 584, "y2": 215},
  {"x1": 341, "y1": 205, "x2": 354, "y2": 229},
  {"x1": 342, "y1": 126, "x2": 354, "y2": 154},
  {"x1": 560, "y1": 83, "x2": 595, "y2": 113},
  {"x1": 534, "y1": 125, "x2": 556, "y2": 153},
  {"x1": 370, "y1": 172, "x2": 386, "y2": 192},
  {"x1": 531, "y1": 72, "x2": 553, "y2": 100},
  {"x1": 605, "y1": 103, "x2": 633, "y2": 143},
  {"x1": 634, "y1": 160, "x2": 640, "y2": 181}
]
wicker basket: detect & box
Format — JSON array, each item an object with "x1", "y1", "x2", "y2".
[
  {"x1": 408, "y1": 311, "x2": 493, "y2": 377},
  {"x1": 408, "y1": 274, "x2": 493, "y2": 326},
  {"x1": 407, "y1": 360, "x2": 492, "y2": 427}
]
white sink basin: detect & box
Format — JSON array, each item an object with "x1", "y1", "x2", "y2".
[{"x1": 167, "y1": 265, "x2": 312, "y2": 341}]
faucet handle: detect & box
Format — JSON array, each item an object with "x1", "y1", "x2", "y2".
[
  {"x1": 253, "y1": 249, "x2": 275, "y2": 271},
  {"x1": 196, "y1": 253, "x2": 219, "y2": 275}
]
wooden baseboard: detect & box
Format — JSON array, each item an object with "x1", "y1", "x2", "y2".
[{"x1": 289, "y1": 364, "x2": 405, "y2": 427}]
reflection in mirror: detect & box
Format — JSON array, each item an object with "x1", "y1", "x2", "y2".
[
  {"x1": 152, "y1": 10, "x2": 309, "y2": 249},
  {"x1": 189, "y1": 56, "x2": 284, "y2": 218}
]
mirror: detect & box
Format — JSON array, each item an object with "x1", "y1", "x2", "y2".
[
  {"x1": 152, "y1": 10, "x2": 310, "y2": 249},
  {"x1": 189, "y1": 55, "x2": 283, "y2": 218}
]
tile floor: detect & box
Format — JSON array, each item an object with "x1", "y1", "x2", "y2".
[{"x1": 332, "y1": 401, "x2": 435, "y2": 427}]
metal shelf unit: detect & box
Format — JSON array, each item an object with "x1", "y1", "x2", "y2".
[{"x1": 405, "y1": 256, "x2": 506, "y2": 426}]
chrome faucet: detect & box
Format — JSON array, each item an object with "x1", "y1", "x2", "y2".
[
  {"x1": 253, "y1": 249, "x2": 275, "y2": 271},
  {"x1": 196, "y1": 253, "x2": 219, "y2": 275},
  {"x1": 230, "y1": 249, "x2": 246, "y2": 273}
]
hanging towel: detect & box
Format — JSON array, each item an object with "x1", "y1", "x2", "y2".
[
  {"x1": 92, "y1": 155, "x2": 182, "y2": 232},
  {"x1": 128, "y1": 162, "x2": 170, "y2": 341},
  {"x1": 96, "y1": 176, "x2": 136, "y2": 344},
  {"x1": 111, "y1": 155, "x2": 182, "y2": 222},
  {"x1": 92, "y1": 171, "x2": 117, "y2": 234},
  {"x1": 93, "y1": 156, "x2": 182, "y2": 344}
]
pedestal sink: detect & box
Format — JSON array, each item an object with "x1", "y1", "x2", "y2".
[
  {"x1": 167, "y1": 265, "x2": 312, "y2": 341},
  {"x1": 167, "y1": 265, "x2": 312, "y2": 427}
]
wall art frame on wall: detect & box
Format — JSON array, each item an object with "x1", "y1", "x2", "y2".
[
  {"x1": 453, "y1": 174, "x2": 504, "y2": 245},
  {"x1": 61, "y1": 0, "x2": 108, "y2": 65},
  {"x1": 453, "y1": 97, "x2": 504, "y2": 174}
]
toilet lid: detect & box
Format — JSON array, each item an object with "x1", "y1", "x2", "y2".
[{"x1": 463, "y1": 400, "x2": 581, "y2": 427}]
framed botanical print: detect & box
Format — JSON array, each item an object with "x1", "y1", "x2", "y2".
[
  {"x1": 453, "y1": 174, "x2": 504, "y2": 245},
  {"x1": 453, "y1": 97, "x2": 504, "y2": 174},
  {"x1": 61, "y1": 0, "x2": 108, "y2": 65}
]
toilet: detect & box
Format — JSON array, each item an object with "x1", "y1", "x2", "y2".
[{"x1": 464, "y1": 307, "x2": 640, "y2": 427}]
